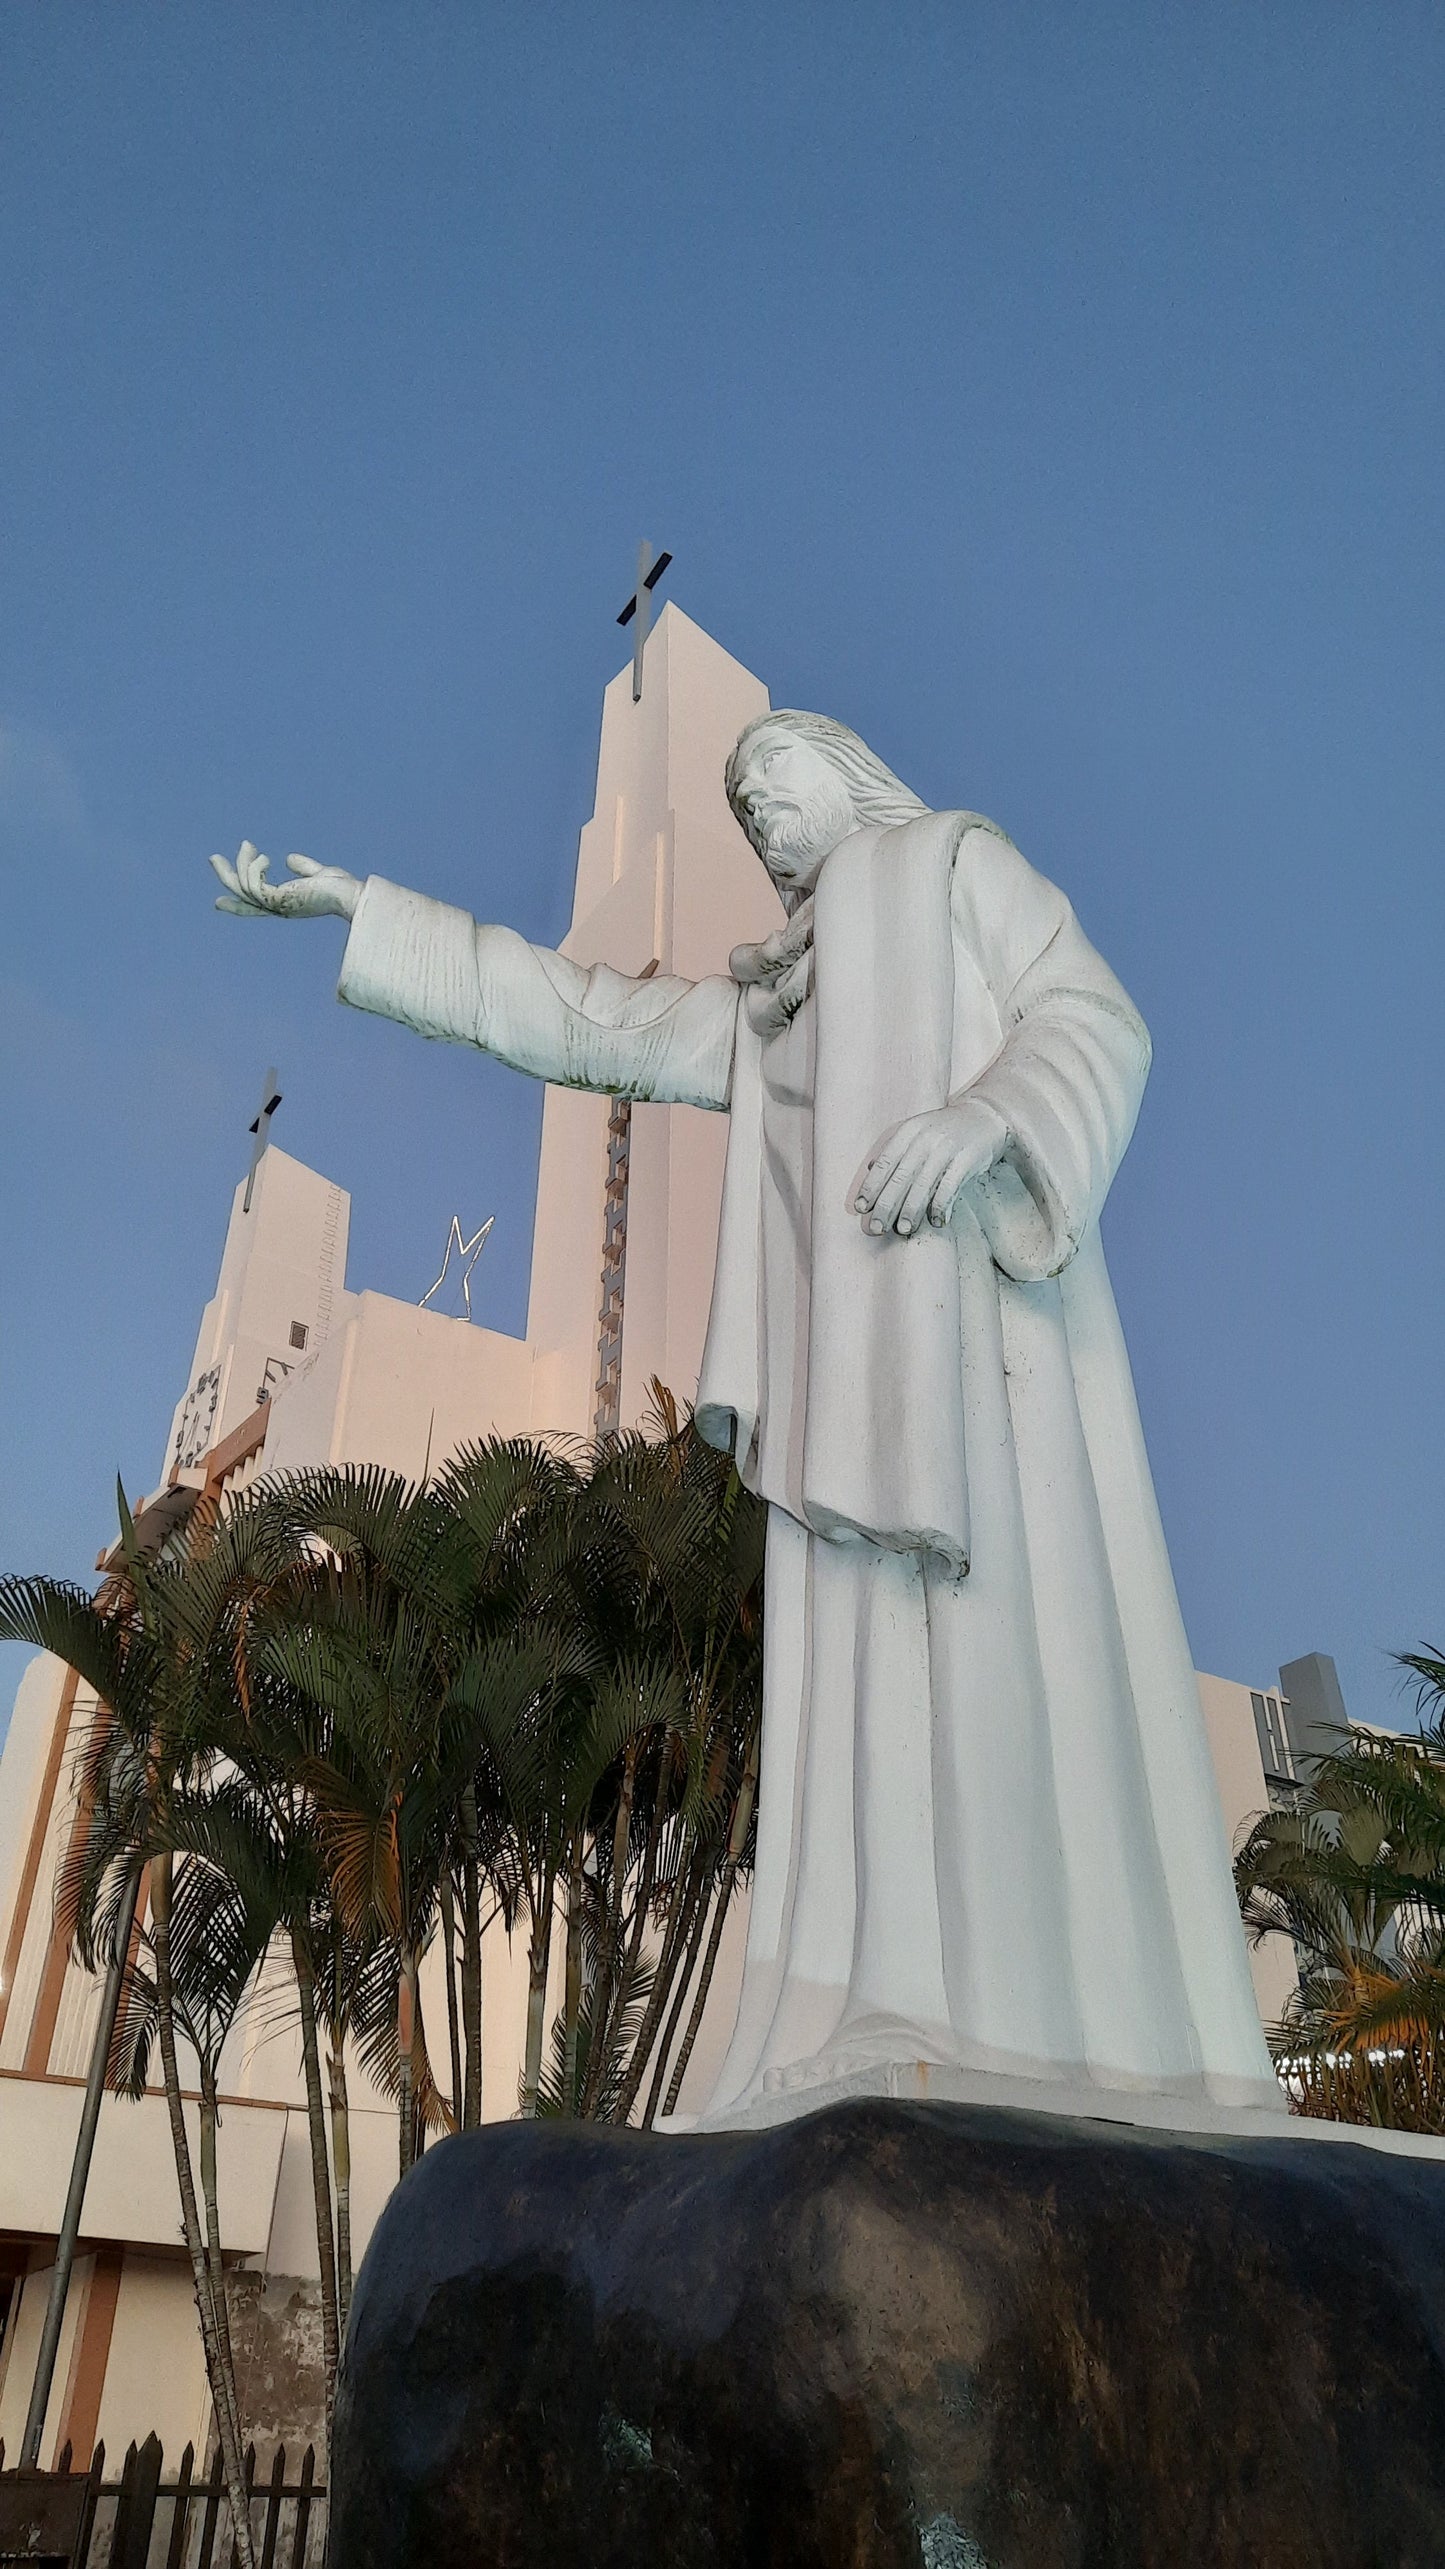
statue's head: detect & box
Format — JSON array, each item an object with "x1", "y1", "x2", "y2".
[{"x1": 725, "y1": 710, "x2": 927, "y2": 901}]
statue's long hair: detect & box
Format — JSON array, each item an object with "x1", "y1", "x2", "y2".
[{"x1": 725, "y1": 709, "x2": 929, "y2": 850}]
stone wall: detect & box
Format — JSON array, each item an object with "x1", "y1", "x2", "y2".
[{"x1": 225, "y1": 2271, "x2": 327, "y2": 2462}]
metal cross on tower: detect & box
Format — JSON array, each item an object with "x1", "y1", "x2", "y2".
[
  {"x1": 617, "y1": 540, "x2": 673, "y2": 702},
  {"x1": 243, "y1": 1067, "x2": 282, "y2": 1212}
]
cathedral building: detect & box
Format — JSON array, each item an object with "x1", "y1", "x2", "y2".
[{"x1": 0, "y1": 605, "x2": 1306, "y2": 2465}]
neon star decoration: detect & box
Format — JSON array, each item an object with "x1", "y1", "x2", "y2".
[{"x1": 419, "y1": 1215, "x2": 495, "y2": 1322}]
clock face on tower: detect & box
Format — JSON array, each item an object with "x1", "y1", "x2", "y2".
[{"x1": 172, "y1": 1364, "x2": 222, "y2": 1473}]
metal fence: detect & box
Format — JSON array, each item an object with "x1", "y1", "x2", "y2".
[{"x1": 0, "y1": 2435, "x2": 325, "y2": 2569}]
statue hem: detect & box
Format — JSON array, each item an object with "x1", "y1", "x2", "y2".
[{"x1": 666, "y1": 2052, "x2": 1445, "y2": 2159}]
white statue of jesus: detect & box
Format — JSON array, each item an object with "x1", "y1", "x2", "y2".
[{"x1": 213, "y1": 710, "x2": 1279, "y2": 2125}]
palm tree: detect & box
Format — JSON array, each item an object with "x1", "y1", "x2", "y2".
[
  {"x1": 563, "y1": 1394, "x2": 765, "y2": 2124},
  {"x1": 0, "y1": 1505, "x2": 261, "y2": 2567},
  {"x1": 429, "y1": 1438, "x2": 585, "y2": 2120},
  {"x1": 1235, "y1": 1651, "x2": 1445, "y2": 2133},
  {"x1": 0, "y1": 1394, "x2": 767, "y2": 2520},
  {"x1": 245, "y1": 1469, "x2": 451, "y2": 2177},
  {"x1": 97, "y1": 1801, "x2": 277, "y2": 2462},
  {"x1": 478, "y1": 1641, "x2": 677, "y2": 2115},
  {"x1": 123, "y1": 1482, "x2": 353, "y2": 2429},
  {"x1": 658, "y1": 1720, "x2": 760, "y2": 2120},
  {"x1": 309, "y1": 1917, "x2": 396, "y2": 2329},
  {"x1": 247, "y1": 1460, "x2": 549, "y2": 2167}
]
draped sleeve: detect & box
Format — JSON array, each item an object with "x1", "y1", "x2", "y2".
[
  {"x1": 337, "y1": 876, "x2": 739, "y2": 1111},
  {"x1": 950, "y1": 829, "x2": 1152, "y2": 1283}
]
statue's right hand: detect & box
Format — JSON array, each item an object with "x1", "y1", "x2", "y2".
[
  {"x1": 210, "y1": 843, "x2": 361, "y2": 922},
  {"x1": 729, "y1": 894, "x2": 814, "y2": 987}
]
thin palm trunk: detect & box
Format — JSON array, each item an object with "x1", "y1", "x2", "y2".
[
  {"x1": 198, "y1": 2065, "x2": 243, "y2": 2471},
  {"x1": 580, "y1": 1738, "x2": 639, "y2": 2116},
  {"x1": 290, "y1": 1928, "x2": 341, "y2": 2426},
  {"x1": 643, "y1": 1866, "x2": 718, "y2": 2127},
  {"x1": 562, "y1": 1836, "x2": 584, "y2": 2114},
  {"x1": 327, "y1": 2041, "x2": 353, "y2": 2333},
  {"x1": 153, "y1": 1856, "x2": 257, "y2": 2569},
  {"x1": 596, "y1": 1748, "x2": 671, "y2": 2102},
  {"x1": 521, "y1": 1890, "x2": 553, "y2": 2117},
  {"x1": 460, "y1": 1787, "x2": 483, "y2": 2129},
  {"x1": 411, "y1": 1976, "x2": 430, "y2": 2162},
  {"x1": 660, "y1": 1873, "x2": 736, "y2": 2119},
  {"x1": 439, "y1": 1872, "x2": 463, "y2": 2125},
  {"x1": 613, "y1": 1846, "x2": 706, "y2": 2125},
  {"x1": 662, "y1": 1733, "x2": 760, "y2": 2118},
  {"x1": 397, "y1": 1942, "x2": 418, "y2": 2174}
]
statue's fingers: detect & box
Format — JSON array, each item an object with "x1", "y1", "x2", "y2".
[
  {"x1": 776, "y1": 955, "x2": 811, "y2": 1016},
  {"x1": 853, "y1": 1161, "x2": 889, "y2": 1217},
  {"x1": 926, "y1": 1174, "x2": 962, "y2": 1226},
  {"x1": 928, "y1": 1148, "x2": 984, "y2": 1226},
  {"x1": 854, "y1": 1124, "x2": 911, "y2": 1210},
  {"x1": 895, "y1": 1153, "x2": 949, "y2": 1236},
  {"x1": 209, "y1": 853, "x2": 242, "y2": 894},
  {"x1": 239, "y1": 847, "x2": 274, "y2": 902},
  {"x1": 775, "y1": 907, "x2": 814, "y2": 965},
  {"x1": 214, "y1": 893, "x2": 268, "y2": 916},
  {"x1": 854, "y1": 1156, "x2": 893, "y2": 1213},
  {"x1": 865, "y1": 1148, "x2": 924, "y2": 1235},
  {"x1": 286, "y1": 852, "x2": 321, "y2": 876}
]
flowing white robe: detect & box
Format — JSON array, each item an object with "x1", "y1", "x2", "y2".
[{"x1": 338, "y1": 813, "x2": 1281, "y2": 2125}]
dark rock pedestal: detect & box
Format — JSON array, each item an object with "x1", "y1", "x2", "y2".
[{"x1": 328, "y1": 2097, "x2": 1445, "y2": 2569}]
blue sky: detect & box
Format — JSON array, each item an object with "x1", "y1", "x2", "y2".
[{"x1": 2, "y1": 4, "x2": 1442, "y2": 1738}]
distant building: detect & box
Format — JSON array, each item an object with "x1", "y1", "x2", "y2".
[{"x1": 1275, "y1": 1653, "x2": 1355, "y2": 1779}]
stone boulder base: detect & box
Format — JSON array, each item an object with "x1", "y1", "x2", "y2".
[{"x1": 328, "y1": 2097, "x2": 1445, "y2": 2569}]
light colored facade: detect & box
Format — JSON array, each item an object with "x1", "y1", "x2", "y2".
[{"x1": 0, "y1": 601, "x2": 1305, "y2": 2466}]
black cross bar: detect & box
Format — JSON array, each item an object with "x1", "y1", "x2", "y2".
[
  {"x1": 244, "y1": 1067, "x2": 282, "y2": 1212},
  {"x1": 617, "y1": 542, "x2": 673, "y2": 701}
]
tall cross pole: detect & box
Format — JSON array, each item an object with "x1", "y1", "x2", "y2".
[
  {"x1": 617, "y1": 540, "x2": 672, "y2": 702},
  {"x1": 593, "y1": 961, "x2": 659, "y2": 1437},
  {"x1": 243, "y1": 1067, "x2": 282, "y2": 1213}
]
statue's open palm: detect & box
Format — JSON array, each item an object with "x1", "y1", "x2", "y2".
[{"x1": 211, "y1": 842, "x2": 360, "y2": 921}]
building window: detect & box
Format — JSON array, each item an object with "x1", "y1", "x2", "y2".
[
  {"x1": 1251, "y1": 1690, "x2": 1298, "y2": 1805},
  {"x1": 290, "y1": 1320, "x2": 309, "y2": 1350}
]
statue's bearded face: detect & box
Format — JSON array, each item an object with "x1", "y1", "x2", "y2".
[{"x1": 729, "y1": 730, "x2": 857, "y2": 898}]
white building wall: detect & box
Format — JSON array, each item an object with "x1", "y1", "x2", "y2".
[
  {"x1": 163, "y1": 1151, "x2": 351, "y2": 1485},
  {"x1": 94, "y1": 2256, "x2": 212, "y2": 2461},
  {"x1": 263, "y1": 1294, "x2": 535, "y2": 1484},
  {"x1": 0, "y1": 1654, "x2": 66, "y2": 1960},
  {"x1": 0, "y1": 1671, "x2": 97, "y2": 2075},
  {"x1": 0, "y1": 2252, "x2": 90, "y2": 2464}
]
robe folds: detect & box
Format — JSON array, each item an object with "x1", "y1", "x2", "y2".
[{"x1": 338, "y1": 815, "x2": 1281, "y2": 2124}]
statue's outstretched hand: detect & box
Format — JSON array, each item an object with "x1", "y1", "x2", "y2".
[
  {"x1": 211, "y1": 843, "x2": 361, "y2": 922},
  {"x1": 855, "y1": 1100, "x2": 1005, "y2": 1238}
]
